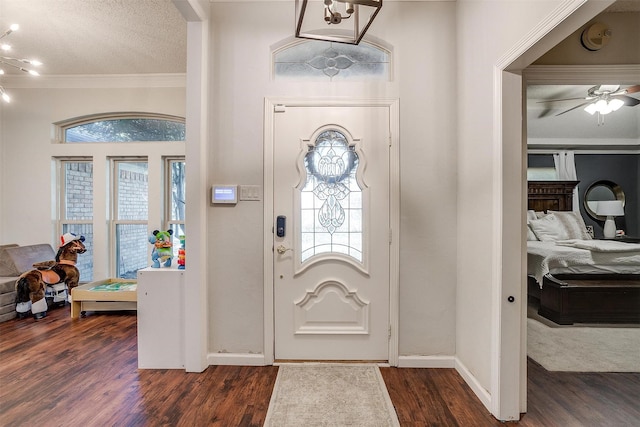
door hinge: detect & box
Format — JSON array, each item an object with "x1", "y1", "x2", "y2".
[
  {"x1": 274, "y1": 104, "x2": 286, "y2": 113},
  {"x1": 389, "y1": 228, "x2": 392, "y2": 244},
  {"x1": 388, "y1": 134, "x2": 392, "y2": 147},
  {"x1": 388, "y1": 325, "x2": 392, "y2": 338}
]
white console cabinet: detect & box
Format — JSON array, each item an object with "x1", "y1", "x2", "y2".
[{"x1": 137, "y1": 266, "x2": 185, "y2": 369}]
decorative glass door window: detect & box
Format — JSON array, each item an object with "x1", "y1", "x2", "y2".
[{"x1": 300, "y1": 130, "x2": 363, "y2": 263}]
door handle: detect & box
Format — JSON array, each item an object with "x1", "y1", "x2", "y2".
[{"x1": 276, "y1": 245, "x2": 292, "y2": 254}]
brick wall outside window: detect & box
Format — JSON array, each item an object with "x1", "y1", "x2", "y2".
[{"x1": 64, "y1": 163, "x2": 152, "y2": 280}]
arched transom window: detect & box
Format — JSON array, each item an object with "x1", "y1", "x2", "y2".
[
  {"x1": 58, "y1": 113, "x2": 185, "y2": 143},
  {"x1": 274, "y1": 40, "x2": 390, "y2": 81}
]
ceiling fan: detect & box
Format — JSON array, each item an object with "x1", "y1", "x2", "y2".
[{"x1": 541, "y1": 84, "x2": 640, "y2": 117}]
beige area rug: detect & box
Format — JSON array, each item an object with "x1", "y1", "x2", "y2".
[
  {"x1": 527, "y1": 318, "x2": 640, "y2": 372},
  {"x1": 264, "y1": 363, "x2": 400, "y2": 427}
]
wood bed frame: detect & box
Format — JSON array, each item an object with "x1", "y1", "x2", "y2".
[
  {"x1": 527, "y1": 181, "x2": 640, "y2": 324},
  {"x1": 70, "y1": 278, "x2": 137, "y2": 319}
]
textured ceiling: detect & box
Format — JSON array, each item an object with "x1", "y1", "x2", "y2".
[{"x1": 0, "y1": 0, "x2": 187, "y2": 75}]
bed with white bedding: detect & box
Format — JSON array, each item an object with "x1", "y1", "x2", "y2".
[
  {"x1": 526, "y1": 181, "x2": 640, "y2": 324},
  {"x1": 527, "y1": 240, "x2": 640, "y2": 286},
  {"x1": 527, "y1": 239, "x2": 640, "y2": 325}
]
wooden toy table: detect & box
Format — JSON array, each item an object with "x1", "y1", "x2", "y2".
[{"x1": 70, "y1": 278, "x2": 137, "y2": 319}]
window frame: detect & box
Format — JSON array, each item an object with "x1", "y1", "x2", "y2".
[
  {"x1": 56, "y1": 157, "x2": 94, "y2": 281},
  {"x1": 165, "y1": 156, "x2": 186, "y2": 254},
  {"x1": 110, "y1": 157, "x2": 149, "y2": 278},
  {"x1": 53, "y1": 113, "x2": 186, "y2": 278},
  {"x1": 54, "y1": 112, "x2": 186, "y2": 144},
  {"x1": 57, "y1": 157, "x2": 94, "y2": 225}
]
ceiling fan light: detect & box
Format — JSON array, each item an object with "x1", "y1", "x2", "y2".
[
  {"x1": 599, "y1": 105, "x2": 612, "y2": 115},
  {"x1": 609, "y1": 98, "x2": 624, "y2": 111},
  {"x1": 584, "y1": 103, "x2": 597, "y2": 115}
]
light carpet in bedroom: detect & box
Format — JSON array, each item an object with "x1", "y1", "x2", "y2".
[
  {"x1": 264, "y1": 363, "x2": 400, "y2": 427},
  {"x1": 527, "y1": 318, "x2": 640, "y2": 372}
]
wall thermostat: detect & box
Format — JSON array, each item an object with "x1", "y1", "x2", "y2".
[{"x1": 212, "y1": 185, "x2": 238, "y2": 204}]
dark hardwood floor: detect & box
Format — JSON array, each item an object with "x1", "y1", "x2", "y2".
[{"x1": 1, "y1": 307, "x2": 639, "y2": 426}]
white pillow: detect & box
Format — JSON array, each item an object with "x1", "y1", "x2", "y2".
[
  {"x1": 529, "y1": 214, "x2": 567, "y2": 241},
  {"x1": 548, "y1": 210, "x2": 592, "y2": 240},
  {"x1": 526, "y1": 224, "x2": 538, "y2": 241},
  {"x1": 527, "y1": 210, "x2": 538, "y2": 222}
]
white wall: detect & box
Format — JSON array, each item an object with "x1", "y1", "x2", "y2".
[
  {"x1": 0, "y1": 80, "x2": 185, "y2": 256},
  {"x1": 206, "y1": 2, "x2": 459, "y2": 357},
  {"x1": 455, "y1": 0, "x2": 565, "y2": 397},
  {"x1": 455, "y1": 0, "x2": 621, "y2": 418}
]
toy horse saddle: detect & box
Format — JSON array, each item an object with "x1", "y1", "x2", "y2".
[{"x1": 32, "y1": 260, "x2": 74, "y2": 285}]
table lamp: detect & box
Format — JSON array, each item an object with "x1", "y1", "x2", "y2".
[{"x1": 596, "y1": 200, "x2": 624, "y2": 239}]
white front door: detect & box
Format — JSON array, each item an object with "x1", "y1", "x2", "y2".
[{"x1": 272, "y1": 105, "x2": 391, "y2": 361}]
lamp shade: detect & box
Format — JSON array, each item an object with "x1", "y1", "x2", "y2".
[{"x1": 595, "y1": 200, "x2": 624, "y2": 216}]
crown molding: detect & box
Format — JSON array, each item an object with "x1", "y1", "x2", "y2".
[
  {"x1": 528, "y1": 137, "x2": 640, "y2": 152},
  {"x1": 1, "y1": 73, "x2": 186, "y2": 89},
  {"x1": 524, "y1": 64, "x2": 640, "y2": 84}
]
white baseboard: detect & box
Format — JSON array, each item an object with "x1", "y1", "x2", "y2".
[
  {"x1": 205, "y1": 352, "x2": 492, "y2": 412},
  {"x1": 207, "y1": 353, "x2": 266, "y2": 366},
  {"x1": 454, "y1": 356, "x2": 492, "y2": 409},
  {"x1": 397, "y1": 355, "x2": 491, "y2": 411},
  {"x1": 397, "y1": 355, "x2": 455, "y2": 368}
]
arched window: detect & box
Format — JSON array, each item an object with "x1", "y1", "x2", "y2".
[
  {"x1": 55, "y1": 113, "x2": 185, "y2": 279},
  {"x1": 57, "y1": 113, "x2": 185, "y2": 143},
  {"x1": 273, "y1": 39, "x2": 391, "y2": 81}
]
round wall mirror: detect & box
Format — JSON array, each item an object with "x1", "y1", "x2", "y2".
[{"x1": 583, "y1": 180, "x2": 625, "y2": 221}]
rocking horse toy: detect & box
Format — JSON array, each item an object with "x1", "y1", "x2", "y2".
[{"x1": 15, "y1": 233, "x2": 86, "y2": 320}]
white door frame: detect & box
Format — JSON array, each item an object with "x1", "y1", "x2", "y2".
[
  {"x1": 263, "y1": 98, "x2": 400, "y2": 366},
  {"x1": 492, "y1": 0, "x2": 618, "y2": 419}
]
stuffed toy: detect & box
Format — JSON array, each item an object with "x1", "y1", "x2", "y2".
[
  {"x1": 177, "y1": 235, "x2": 185, "y2": 270},
  {"x1": 15, "y1": 233, "x2": 86, "y2": 320},
  {"x1": 149, "y1": 229, "x2": 173, "y2": 268}
]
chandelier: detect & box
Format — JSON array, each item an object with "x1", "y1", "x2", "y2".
[
  {"x1": 0, "y1": 24, "x2": 42, "y2": 103},
  {"x1": 295, "y1": 0, "x2": 383, "y2": 45}
]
